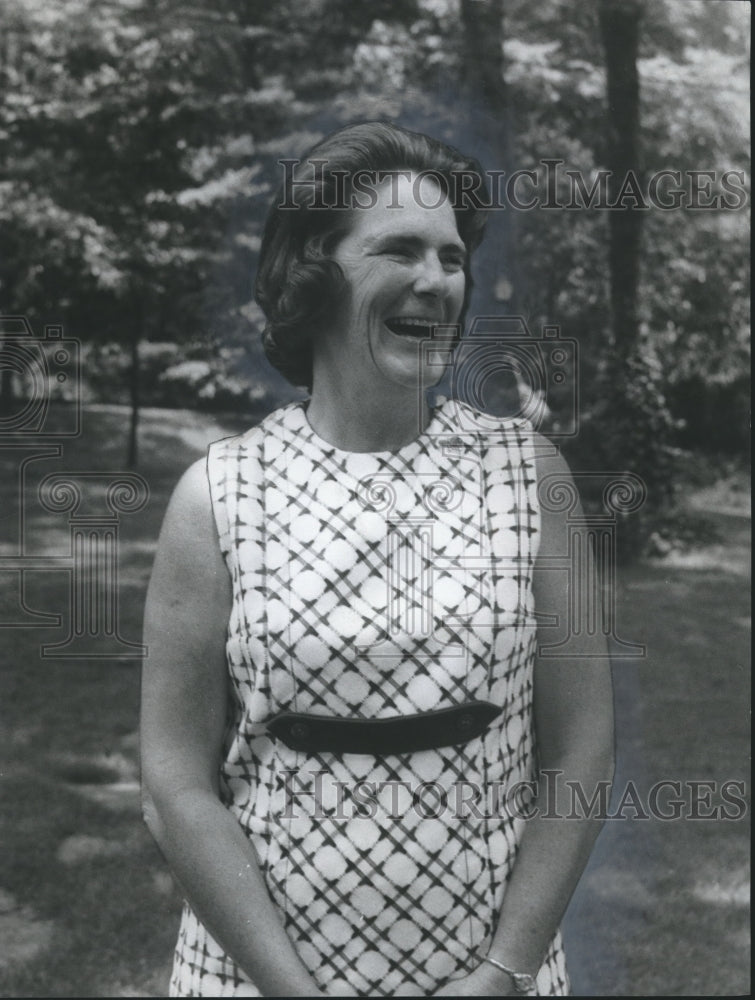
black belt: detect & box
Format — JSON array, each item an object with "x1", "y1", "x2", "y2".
[{"x1": 267, "y1": 700, "x2": 501, "y2": 755}]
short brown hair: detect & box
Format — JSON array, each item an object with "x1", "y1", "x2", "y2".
[{"x1": 255, "y1": 121, "x2": 488, "y2": 390}]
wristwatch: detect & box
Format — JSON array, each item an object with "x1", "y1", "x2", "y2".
[{"x1": 481, "y1": 955, "x2": 536, "y2": 994}]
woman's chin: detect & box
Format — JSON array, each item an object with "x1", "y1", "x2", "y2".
[{"x1": 370, "y1": 331, "x2": 445, "y2": 389}]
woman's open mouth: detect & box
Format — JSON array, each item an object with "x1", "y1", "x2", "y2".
[{"x1": 384, "y1": 317, "x2": 440, "y2": 339}]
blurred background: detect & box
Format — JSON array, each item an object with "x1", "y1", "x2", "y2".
[{"x1": 0, "y1": 0, "x2": 749, "y2": 996}]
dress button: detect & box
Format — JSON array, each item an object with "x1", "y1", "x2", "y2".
[{"x1": 290, "y1": 722, "x2": 310, "y2": 743}]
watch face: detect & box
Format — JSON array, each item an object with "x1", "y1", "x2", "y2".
[{"x1": 513, "y1": 972, "x2": 536, "y2": 993}]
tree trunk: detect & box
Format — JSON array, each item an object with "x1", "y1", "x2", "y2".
[
  {"x1": 127, "y1": 295, "x2": 141, "y2": 469},
  {"x1": 599, "y1": 0, "x2": 644, "y2": 356},
  {"x1": 597, "y1": 0, "x2": 675, "y2": 535},
  {"x1": 0, "y1": 364, "x2": 14, "y2": 416},
  {"x1": 459, "y1": 0, "x2": 518, "y2": 312},
  {"x1": 460, "y1": 0, "x2": 505, "y2": 109}
]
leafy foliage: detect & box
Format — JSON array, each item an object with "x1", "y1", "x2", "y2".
[{"x1": 0, "y1": 0, "x2": 749, "y2": 488}]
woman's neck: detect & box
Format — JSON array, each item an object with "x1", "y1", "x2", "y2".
[{"x1": 306, "y1": 379, "x2": 431, "y2": 453}]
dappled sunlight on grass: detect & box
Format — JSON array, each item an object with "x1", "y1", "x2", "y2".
[
  {"x1": 692, "y1": 868, "x2": 749, "y2": 907},
  {"x1": 1, "y1": 405, "x2": 750, "y2": 996}
]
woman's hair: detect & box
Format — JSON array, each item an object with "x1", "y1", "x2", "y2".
[{"x1": 255, "y1": 121, "x2": 488, "y2": 390}]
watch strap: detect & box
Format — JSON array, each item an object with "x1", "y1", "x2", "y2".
[{"x1": 481, "y1": 955, "x2": 536, "y2": 993}]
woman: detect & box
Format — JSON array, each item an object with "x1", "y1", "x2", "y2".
[{"x1": 141, "y1": 122, "x2": 614, "y2": 997}]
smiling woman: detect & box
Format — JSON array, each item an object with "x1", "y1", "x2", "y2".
[
  {"x1": 255, "y1": 123, "x2": 486, "y2": 397},
  {"x1": 309, "y1": 170, "x2": 467, "y2": 448},
  {"x1": 140, "y1": 122, "x2": 615, "y2": 998}
]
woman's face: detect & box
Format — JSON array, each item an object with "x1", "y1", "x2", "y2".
[{"x1": 320, "y1": 172, "x2": 467, "y2": 390}]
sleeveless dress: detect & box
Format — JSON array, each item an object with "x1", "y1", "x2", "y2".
[{"x1": 169, "y1": 398, "x2": 570, "y2": 997}]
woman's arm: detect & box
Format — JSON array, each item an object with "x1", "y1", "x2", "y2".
[
  {"x1": 140, "y1": 458, "x2": 322, "y2": 997},
  {"x1": 437, "y1": 446, "x2": 615, "y2": 997}
]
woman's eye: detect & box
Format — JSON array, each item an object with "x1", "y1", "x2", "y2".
[
  {"x1": 442, "y1": 255, "x2": 465, "y2": 272},
  {"x1": 379, "y1": 245, "x2": 464, "y2": 273},
  {"x1": 382, "y1": 245, "x2": 413, "y2": 260}
]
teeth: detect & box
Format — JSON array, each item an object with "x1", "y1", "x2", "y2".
[
  {"x1": 391, "y1": 317, "x2": 437, "y2": 326},
  {"x1": 386, "y1": 317, "x2": 439, "y2": 337}
]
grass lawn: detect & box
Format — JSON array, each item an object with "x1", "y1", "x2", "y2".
[{"x1": 0, "y1": 404, "x2": 749, "y2": 997}]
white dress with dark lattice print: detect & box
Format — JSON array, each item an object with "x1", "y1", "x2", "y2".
[{"x1": 169, "y1": 398, "x2": 570, "y2": 997}]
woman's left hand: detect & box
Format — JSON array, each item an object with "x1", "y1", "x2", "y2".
[{"x1": 434, "y1": 963, "x2": 517, "y2": 996}]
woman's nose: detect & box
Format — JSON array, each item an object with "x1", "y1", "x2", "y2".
[{"x1": 412, "y1": 254, "x2": 446, "y2": 296}]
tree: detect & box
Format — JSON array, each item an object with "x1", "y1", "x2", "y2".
[
  {"x1": 1, "y1": 0, "x2": 747, "y2": 491},
  {"x1": 459, "y1": 0, "x2": 517, "y2": 309},
  {"x1": 0, "y1": 0, "x2": 334, "y2": 460},
  {"x1": 599, "y1": 0, "x2": 644, "y2": 357}
]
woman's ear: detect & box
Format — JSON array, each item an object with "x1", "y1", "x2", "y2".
[
  {"x1": 302, "y1": 233, "x2": 329, "y2": 261},
  {"x1": 303, "y1": 228, "x2": 345, "y2": 261}
]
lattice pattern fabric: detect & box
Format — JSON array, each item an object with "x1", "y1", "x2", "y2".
[{"x1": 169, "y1": 398, "x2": 570, "y2": 997}]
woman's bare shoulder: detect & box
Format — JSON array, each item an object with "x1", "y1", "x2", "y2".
[
  {"x1": 170, "y1": 456, "x2": 212, "y2": 510},
  {"x1": 531, "y1": 433, "x2": 574, "y2": 481},
  {"x1": 153, "y1": 457, "x2": 225, "y2": 578}
]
